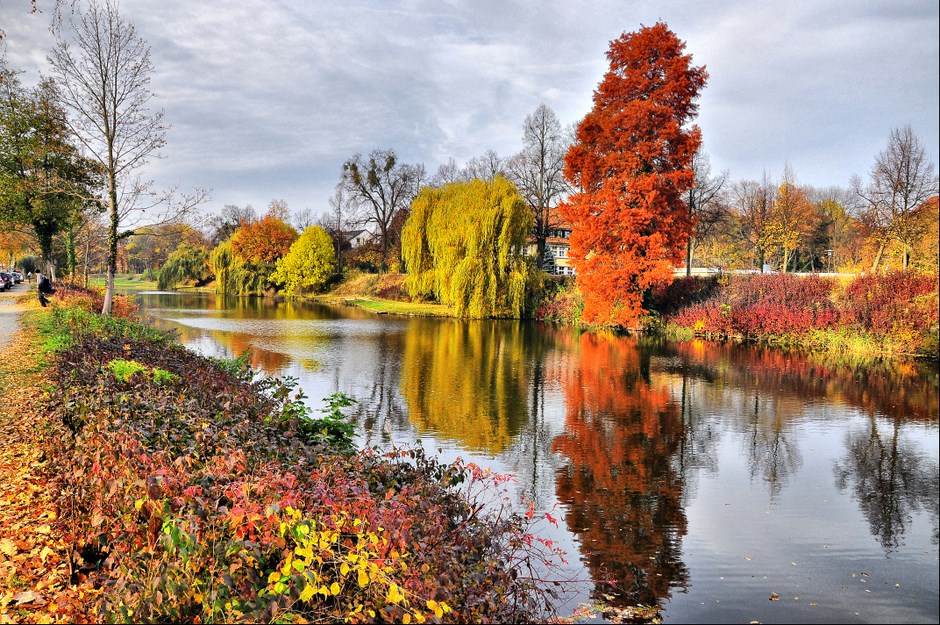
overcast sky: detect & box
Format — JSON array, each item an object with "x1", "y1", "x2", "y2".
[{"x1": 3, "y1": 0, "x2": 938, "y2": 221}]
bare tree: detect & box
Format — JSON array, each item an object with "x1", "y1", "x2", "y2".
[
  {"x1": 341, "y1": 148, "x2": 424, "y2": 272},
  {"x1": 464, "y1": 149, "x2": 505, "y2": 182},
  {"x1": 292, "y1": 207, "x2": 316, "y2": 232},
  {"x1": 428, "y1": 157, "x2": 463, "y2": 188},
  {"x1": 505, "y1": 104, "x2": 570, "y2": 268},
  {"x1": 854, "y1": 125, "x2": 938, "y2": 271},
  {"x1": 685, "y1": 149, "x2": 728, "y2": 275},
  {"x1": 49, "y1": 0, "x2": 206, "y2": 314},
  {"x1": 208, "y1": 204, "x2": 256, "y2": 245},
  {"x1": 326, "y1": 183, "x2": 353, "y2": 273}
]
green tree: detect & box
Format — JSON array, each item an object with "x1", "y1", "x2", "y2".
[
  {"x1": 209, "y1": 238, "x2": 266, "y2": 296},
  {"x1": 402, "y1": 176, "x2": 533, "y2": 318},
  {"x1": 1, "y1": 64, "x2": 100, "y2": 275},
  {"x1": 271, "y1": 226, "x2": 336, "y2": 295}
]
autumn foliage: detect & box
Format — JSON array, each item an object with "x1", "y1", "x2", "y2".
[
  {"x1": 561, "y1": 22, "x2": 707, "y2": 327},
  {"x1": 30, "y1": 296, "x2": 562, "y2": 623},
  {"x1": 658, "y1": 272, "x2": 939, "y2": 356},
  {"x1": 402, "y1": 177, "x2": 534, "y2": 318},
  {"x1": 231, "y1": 214, "x2": 298, "y2": 264}
]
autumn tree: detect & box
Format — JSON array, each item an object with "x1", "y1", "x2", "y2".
[
  {"x1": 729, "y1": 177, "x2": 776, "y2": 271},
  {"x1": 50, "y1": 0, "x2": 205, "y2": 314},
  {"x1": 561, "y1": 23, "x2": 707, "y2": 326},
  {"x1": 854, "y1": 126, "x2": 939, "y2": 271},
  {"x1": 341, "y1": 148, "x2": 424, "y2": 272},
  {"x1": 684, "y1": 148, "x2": 727, "y2": 275},
  {"x1": 806, "y1": 186, "x2": 860, "y2": 273},
  {"x1": 230, "y1": 209, "x2": 297, "y2": 264},
  {"x1": 768, "y1": 165, "x2": 815, "y2": 272},
  {"x1": 506, "y1": 103, "x2": 571, "y2": 270},
  {"x1": 271, "y1": 226, "x2": 335, "y2": 295},
  {"x1": 401, "y1": 177, "x2": 533, "y2": 318}
]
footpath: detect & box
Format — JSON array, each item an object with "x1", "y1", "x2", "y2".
[{"x1": 0, "y1": 284, "x2": 95, "y2": 623}]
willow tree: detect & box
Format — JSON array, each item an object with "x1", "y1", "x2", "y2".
[{"x1": 402, "y1": 176, "x2": 533, "y2": 318}]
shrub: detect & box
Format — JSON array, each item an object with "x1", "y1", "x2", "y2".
[
  {"x1": 659, "y1": 271, "x2": 938, "y2": 357},
  {"x1": 40, "y1": 304, "x2": 563, "y2": 623}
]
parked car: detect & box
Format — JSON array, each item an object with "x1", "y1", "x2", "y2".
[
  {"x1": 11, "y1": 271, "x2": 24, "y2": 283},
  {"x1": 0, "y1": 273, "x2": 12, "y2": 291}
]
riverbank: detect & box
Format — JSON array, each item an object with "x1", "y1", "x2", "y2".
[
  {"x1": 314, "y1": 272, "x2": 455, "y2": 317},
  {"x1": 1, "y1": 285, "x2": 563, "y2": 623}
]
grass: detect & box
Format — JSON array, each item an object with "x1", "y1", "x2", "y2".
[
  {"x1": 317, "y1": 294, "x2": 455, "y2": 317},
  {"x1": 87, "y1": 273, "x2": 158, "y2": 291}
]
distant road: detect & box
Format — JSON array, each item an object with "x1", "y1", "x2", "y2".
[{"x1": 0, "y1": 282, "x2": 30, "y2": 352}]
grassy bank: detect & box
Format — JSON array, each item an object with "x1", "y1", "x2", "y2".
[
  {"x1": 13, "y1": 284, "x2": 563, "y2": 623},
  {"x1": 314, "y1": 272, "x2": 456, "y2": 317}
]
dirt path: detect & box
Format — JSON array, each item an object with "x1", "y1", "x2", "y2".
[{"x1": 0, "y1": 286, "x2": 96, "y2": 623}]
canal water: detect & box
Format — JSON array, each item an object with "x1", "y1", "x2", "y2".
[{"x1": 134, "y1": 291, "x2": 939, "y2": 624}]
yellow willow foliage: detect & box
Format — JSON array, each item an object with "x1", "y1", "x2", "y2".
[
  {"x1": 209, "y1": 239, "x2": 234, "y2": 295},
  {"x1": 399, "y1": 318, "x2": 530, "y2": 454},
  {"x1": 402, "y1": 176, "x2": 533, "y2": 318},
  {"x1": 210, "y1": 238, "x2": 267, "y2": 296}
]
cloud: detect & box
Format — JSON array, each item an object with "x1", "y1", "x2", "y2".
[{"x1": 2, "y1": 0, "x2": 937, "y2": 216}]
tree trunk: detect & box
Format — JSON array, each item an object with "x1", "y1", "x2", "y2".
[
  {"x1": 102, "y1": 169, "x2": 119, "y2": 316},
  {"x1": 871, "y1": 242, "x2": 885, "y2": 273},
  {"x1": 685, "y1": 238, "x2": 693, "y2": 277}
]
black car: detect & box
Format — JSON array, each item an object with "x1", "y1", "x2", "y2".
[{"x1": 0, "y1": 273, "x2": 12, "y2": 291}]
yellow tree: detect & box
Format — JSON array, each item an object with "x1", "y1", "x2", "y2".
[
  {"x1": 402, "y1": 177, "x2": 533, "y2": 318},
  {"x1": 769, "y1": 166, "x2": 815, "y2": 272},
  {"x1": 271, "y1": 226, "x2": 336, "y2": 295}
]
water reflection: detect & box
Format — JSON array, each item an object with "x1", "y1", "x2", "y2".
[
  {"x1": 400, "y1": 319, "x2": 532, "y2": 454},
  {"x1": 550, "y1": 332, "x2": 690, "y2": 607},
  {"x1": 834, "y1": 413, "x2": 940, "y2": 552},
  {"x1": 135, "y1": 293, "x2": 939, "y2": 622}
]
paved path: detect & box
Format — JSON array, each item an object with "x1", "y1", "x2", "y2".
[{"x1": 0, "y1": 282, "x2": 32, "y2": 351}]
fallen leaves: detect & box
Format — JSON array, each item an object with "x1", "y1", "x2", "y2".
[{"x1": 0, "y1": 322, "x2": 97, "y2": 623}]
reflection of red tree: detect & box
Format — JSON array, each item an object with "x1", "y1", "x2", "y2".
[
  {"x1": 224, "y1": 332, "x2": 289, "y2": 373},
  {"x1": 552, "y1": 332, "x2": 688, "y2": 607}
]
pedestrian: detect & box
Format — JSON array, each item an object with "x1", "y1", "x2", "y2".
[{"x1": 37, "y1": 271, "x2": 55, "y2": 307}]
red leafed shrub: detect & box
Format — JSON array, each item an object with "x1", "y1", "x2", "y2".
[
  {"x1": 842, "y1": 272, "x2": 939, "y2": 335},
  {"x1": 662, "y1": 273, "x2": 838, "y2": 338},
  {"x1": 660, "y1": 271, "x2": 938, "y2": 355},
  {"x1": 647, "y1": 276, "x2": 721, "y2": 317}
]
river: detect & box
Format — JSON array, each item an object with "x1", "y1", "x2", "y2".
[{"x1": 133, "y1": 291, "x2": 939, "y2": 624}]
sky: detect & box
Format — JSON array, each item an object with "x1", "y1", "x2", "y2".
[{"x1": 2, "y1": 0, "x2": 938, "y2": 222}]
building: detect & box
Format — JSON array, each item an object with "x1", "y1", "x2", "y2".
[{"x1": 528, "y1": 208, "x2": 575, "y2": 275}]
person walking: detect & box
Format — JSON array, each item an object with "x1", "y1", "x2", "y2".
[{"x1": 37, "y1": 272, "x2": 55, "y2": 307}]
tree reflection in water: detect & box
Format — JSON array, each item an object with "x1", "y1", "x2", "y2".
[
  {"x1": 834, "y1": 413, "x2": 940, "y2": 551},
  {"x1": 551, "y1": 332, "x2": 690, "y2": 608}
]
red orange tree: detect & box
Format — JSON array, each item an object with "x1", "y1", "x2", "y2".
[
  {"x1": 561, "y1": 23, "x2": 707, "y2": 326},
  {"x1": 231, "y1": 213, "x2": 297, "y2": 264}
]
